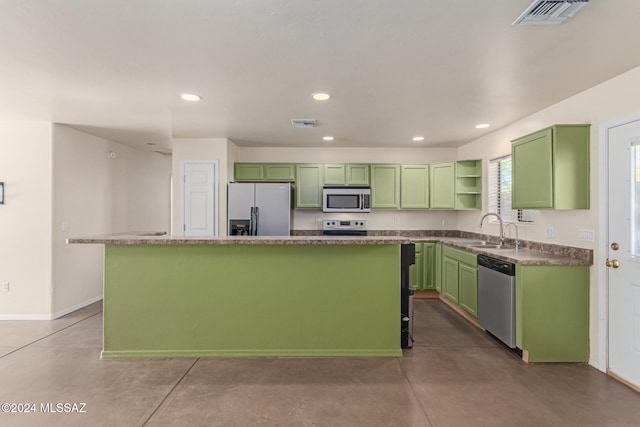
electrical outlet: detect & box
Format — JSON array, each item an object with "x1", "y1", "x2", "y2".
[
  {"x1": 442, "y1": 219, "x2": 448, "y2": 227},
  {"x1": 61, "y1": 222, "x2": 69, "y2": 232},
  {"x1": 1, "y1": 282, "x2": 9, "y2": 292},
  {"x1": 393, "y1": 217, "x2": 400, "y2": 225},
  {"x1": 545, "y1": 227, "x2": 555, "y2": 238},
  {"x1": 578, "y1": 229, "x2": 595, "y2": 242}
]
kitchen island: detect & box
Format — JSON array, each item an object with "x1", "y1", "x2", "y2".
[{"x1": 69, "y1": 234, "x2": 412, "y2": 359}]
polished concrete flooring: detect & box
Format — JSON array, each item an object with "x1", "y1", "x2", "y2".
[{"x1": 0, "y1": 299, "x2": 639, "y2": 426}]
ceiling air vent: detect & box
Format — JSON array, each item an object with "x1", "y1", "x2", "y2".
[
  {"x1": 513, "y1": 0, "x2": 589, "y2": 26},
  {"x1": 291, "y1": 119, "x2": 317, "y2": 128}
]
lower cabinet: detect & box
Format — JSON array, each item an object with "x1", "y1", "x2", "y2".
[
  {"x1": 516, "y1": 265, "x2": 589, "y2": 362},
  {"x1": 409, "y1": 242, "x2": 437, "y2": 291},
  {"x1": 442, "y1": 245, "x2": 478, "y2": 317}
]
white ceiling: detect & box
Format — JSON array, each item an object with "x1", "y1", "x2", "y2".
[{"x1": 2, "y1": 0, "x2": 640, "y2": 152}]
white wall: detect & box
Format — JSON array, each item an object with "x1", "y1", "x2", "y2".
[
  {"x1": 51, "y1": 125, "x2": 171, "y2": 317},
  {"x1": 234, "y1": 146, "x2": 460, "y2": 230},
  {"x1": 457, "y1": 64, "x2": 640, "y2": 368},
  {"x1": 171, "y1": 138, "x2": 229, "y2": 236},
  {"x1": 0, "y1": 122, "x2": 53, "y2": 318}
]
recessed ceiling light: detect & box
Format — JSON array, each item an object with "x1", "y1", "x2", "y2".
[
  {"x1": 323, "y1": 136, "x2": 334, "y2": 141},
  {"x1": 180, "y1": 93, "x2": 202, "y2": 102},
  {"x1": 412, "y1": 136, "x2": 425, "y2": 141},
  {"x1": 312, "y1": 92, "x2": 331, "y2": 101},
  {"x1": 475, "y1": 123, "x2": 490, "y2": 129}
]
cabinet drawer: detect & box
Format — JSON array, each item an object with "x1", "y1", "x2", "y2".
[{"x1": 442, "y1": 245, "x2": 477, "y2": 267}]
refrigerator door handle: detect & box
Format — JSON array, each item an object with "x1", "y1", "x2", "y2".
[
  {"x1": 249, "y1": 207, "x2": 254, "y2": 236},
  {"x1": 254, "y1": 206, "x2": 259, "y2": 235}
]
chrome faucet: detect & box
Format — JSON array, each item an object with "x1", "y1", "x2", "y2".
[
  {"x1": 505, "y1": 223, "x2": 520, "y2": 249},
  {"x1": 479, "y1": 212, "x2": 504, "y2": 246}
]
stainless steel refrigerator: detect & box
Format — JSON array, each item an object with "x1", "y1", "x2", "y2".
[{"x1": 227, "y1": 183, "x2": 293, "y2": 236}]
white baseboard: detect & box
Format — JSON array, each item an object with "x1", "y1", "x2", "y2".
[
  {"x1": 589, "y1": 358, "x2": 606, "y2": 373},
  {"x1": 52, "y1": 295, "x2": 103, "y2": 319},
  {"x1": 0, "y1": 295, "x2": 103, "y2": 320}
]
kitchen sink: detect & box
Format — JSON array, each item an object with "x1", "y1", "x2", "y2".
[{"x1": 467, "y1": 244, "x2": 514, "y2": 250}]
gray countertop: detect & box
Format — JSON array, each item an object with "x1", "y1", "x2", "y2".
[
  {"x1": 411, "y1": 237, "x2": 591, "y2": 266},
  {"x1": 67, "y1": 234, "x2": 413, "y2": 246},
  {"x1": 68, "y1": 232, "x2": 592, "y2": 266}
]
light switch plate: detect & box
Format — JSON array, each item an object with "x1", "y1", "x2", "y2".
[{"x1": 578, "y1": 229, "x2": 595, "y2": 242}]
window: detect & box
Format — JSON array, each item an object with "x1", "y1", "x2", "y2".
[{"x1": 488, "y1": 155, "x2": 534, "y2": 223}]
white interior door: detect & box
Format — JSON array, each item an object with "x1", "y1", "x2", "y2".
[
  {"x1": 608, "y1": 119, "x2": 640, "y2": 388},
  {"x1": 182, "y1": 161, "x2": 217, "y2": 236}
]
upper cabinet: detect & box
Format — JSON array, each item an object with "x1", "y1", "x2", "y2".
[
  {"x1": 370, "y1": 164, "x2": 400, "y2": 209},
  {"x1": 323, "y1": 164, "x2": 370, "y2": 186},
  {"x1": 400, "y1": 165, "x2": 429, "y2": 209},
  {"x1": 234, "y1": 163, "x2": 265, "y2": 181},
  {"x1": 429, "y1": 162, "x2": 456, "y2": 209},
  {"x1": 233, "y1": 161, "x2": 481, "y2": 211},
  {"x1": 429, "y1": 160, "x2": 482, "y2": 210},
  {"x1": 455, "y1": 160, "x2": 482, "y2": 210},
  {"x1": 234, "y1": 163, "x2": 295, "y2": 182},
  {"x1": 295, "y1": 164, "x2": 324, "y2": 208},
  {"x1": 511, "y1": 124, "x2": 590, "y2": 210}
]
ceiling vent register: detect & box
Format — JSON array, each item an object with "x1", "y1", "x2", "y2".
[
  {"x1": 291, "y1": 119, "x2": 317, "y2": 128},
  {"x1": 513, "y1": 0, "x2": 589, "y2": 26}
]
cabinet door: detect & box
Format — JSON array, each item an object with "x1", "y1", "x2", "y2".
[
  {"x1": 442, "y1": 256, "x2": 459, "y2": 303},
  {"x1": 324, "y1": 164, "x2": 346, "y2": 185},
  {"x1": 429, "y1": 162, "x2": 455, "y2": 209},
  {"x1": 422, "y1": 243, "x2": 436, "y2": 290},
  {"x1": 370, "y1": 164, "x2": 400, "y2": 209},
  {"x1": 234, "y1": 163, "x2": 264, "y2": 181},
  {"x1": 400, "y1": 165, "x2": 429, "y2": 209},
  {"x1": 264, "y1": 164, "x2": 295, "y2": 181},
  {"x1": 512, "y1": 129, "x2": 554, "y2": 209},
  {"x1": 346, "y1": 164, "x2": 370, "y2": 185},
  {"x1": 434, "y1": 243, "x2": 443, "y2": 293},
  {"x1": 410, "y1": 248, "x2": 424, "y2": 290},
  {"x1": 295, "y1": 164, "x2": 324, "y2": 208},
  {"x1": 459, "y1": 263, "x2": 478, "y2": 318}
]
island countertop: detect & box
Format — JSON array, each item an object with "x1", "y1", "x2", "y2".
[
  {"x1": 67, "y1": 233, "x2": 413, "y2": 245},
  {"x1": 67, "y1": 232, "x2": 592, "y2": 266}
]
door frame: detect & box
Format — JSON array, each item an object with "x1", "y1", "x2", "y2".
[
  {"x1": 180, "y1": 160, "x2": 219, "y2": 237},
  {"x1": 597, "y1": 111, "x2": 640, "y2": 373}
]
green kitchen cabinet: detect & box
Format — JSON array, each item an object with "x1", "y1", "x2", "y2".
[
  {"x1": 516, "y1": 265, "x2": 589, "y2": 362},
  {"x1": 370, "y1": 164, "x2": 400, "y2": 209},
  {"x1": 409, "y1": 244, "x2": 423, "y2": 290},
  {"x1": 458, "y1": 263, "x2": 478, "y2": 317},
  {"x1": 511, "y1": 124, "x2": 590, "y2": 210},
  {"x1": 429, "y1": 162, "x2": 456, "y2": 209},
  {"x1": 442, "y1": 245, "x2": 478, "y2": 317},
  {"x1": 400, "y1": 165, "x2": 430, "y2": 209},
  {"x1": 434, "y1": 243, "x2": 443, "y2": 293},
  {"x1": 295, "y1": 164, "x2": 324, "y2": 208},
  {"x1": 234, "y1": 163, "x2": 295, "y2": 181},
  {"x1": 323, "y1": 164, "x2": 370, "y2": 186},
  {"x1": 265, "y1": 164, "x2": 296, "y2": 181},
  {"x1": 455, "y1": 159, "x2": 482, "y2": 210},
  {"x1": 422, "y1": 243, "x2": 436, "y2": 290},
  {"x1": 234, "y1": 163, "x2": 265, "y2": 181},
  {"x1": 442, "y1": 256, "x2": 459, "y2": 303},
  {"x1": 410, "y1": 242, "x2": 436, "y2": 291}
]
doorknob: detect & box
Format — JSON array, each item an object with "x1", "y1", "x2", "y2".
[
  {"x1": 606, "y1": 258, "x2": 620, "y2": 268},
  {"x1": 611, "y1": 242, "x2": 620, "y2": 251}
]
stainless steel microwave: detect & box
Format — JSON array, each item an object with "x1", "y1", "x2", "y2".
[{"x1": 322, "y1": 186, "x2": 371, "y2": 213}]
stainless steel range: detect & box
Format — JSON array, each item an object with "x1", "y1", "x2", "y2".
[{"x1": 322, "y1": 219, "x2": 367, "y2": 236}]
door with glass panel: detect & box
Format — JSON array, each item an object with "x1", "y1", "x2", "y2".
[{"x1": 608, "y1": 119, "x2": 640, "y2": 388}]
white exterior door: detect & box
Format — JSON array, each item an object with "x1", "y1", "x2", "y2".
[
  {"x1": 182, "y1": 161, "x2": 217, "y2": 236},
  {"x1": 608, "y1": 119, "x2": 640, "y2": 388}
]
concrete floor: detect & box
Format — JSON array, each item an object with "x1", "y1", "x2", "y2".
[{"x1": 0, "y1": 300, "x2": 638, "y2": 426}]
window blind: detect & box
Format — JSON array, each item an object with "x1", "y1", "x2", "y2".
[{"x1": 488, "y1": 156, "x2": 534, "y2": 223}]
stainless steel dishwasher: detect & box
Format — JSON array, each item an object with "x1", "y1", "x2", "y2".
[{"x1": 477, "y1": 255, "x2": 516, "y2": 348}]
